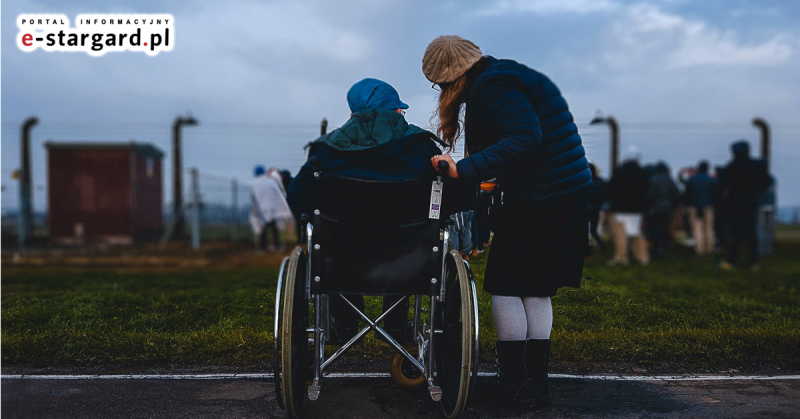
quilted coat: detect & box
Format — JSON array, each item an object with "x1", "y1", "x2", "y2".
[{"x1": 457, "y1": 56, "x2": 591, "y2": 205}]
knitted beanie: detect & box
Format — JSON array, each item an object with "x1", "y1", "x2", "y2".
[{"x1": 422, "y1": 35, "x2": 482, "y2": 84}]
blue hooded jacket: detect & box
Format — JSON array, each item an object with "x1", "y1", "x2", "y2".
[
  {"x1": 287, "y1": 108, "x2": 475, "y2": 218},
  {"x1": 457, "y1": 56, "x2": 591, "y2": 205},
  {"x1": 347, "y1": 78, "x2": 408, "y2": 113}
]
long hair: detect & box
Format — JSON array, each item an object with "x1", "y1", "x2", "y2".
[
  {"x1": 433, "y1": 75, "x2": 468, "y2": 151},
  {"x1": 433, "y1": 57, "x2": 488, "y2": 151}
]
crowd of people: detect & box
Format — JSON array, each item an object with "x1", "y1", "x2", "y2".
[
  {"x1": 584, "y1": 142, "x2": 774, "y2": 271},
  {"x1": 443, "y1": 139, "x2": 776, "y2": 274}
]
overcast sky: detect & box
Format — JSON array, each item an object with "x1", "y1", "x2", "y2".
[{"x1": 2, "y1": 0, "x2": 799, "y2": 212}]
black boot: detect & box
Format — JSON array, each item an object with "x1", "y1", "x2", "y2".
[
  {"x1": 475, "y1": 340, "x2": 533, "y2": 403},
  {"x1": 536, "y1": 377, "x2": 552, "y2": 407},
  {"x1": 516, "y1": 339, "x2": 551, "y2": 405}
]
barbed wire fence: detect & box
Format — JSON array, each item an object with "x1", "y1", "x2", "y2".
[
  {"x1": 191, "y1": 169, "x2": 252, "y2": 242},
  {"x1": 160, "y1": 168, "x2": 298, "y2": 248},
  {"x1": 2, "y1": 120, "x2": 800, "y2": 249}
]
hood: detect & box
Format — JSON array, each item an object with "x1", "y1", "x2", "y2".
[
  {"x1": 731, "y1": 141, "x2": 750, "y2": 159},
  {"x1": 347, "y1": 78, "x2": 408, "y2": 113},
  {"x1": 314, "y1": 108, "x2": 438, "y2": 151}
]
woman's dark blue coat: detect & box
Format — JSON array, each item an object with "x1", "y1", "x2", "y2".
[{"x1": 457, "y1": 56, "x2": 591, "y2": 204}]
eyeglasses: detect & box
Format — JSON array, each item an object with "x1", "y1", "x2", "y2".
[
  {"x1": 400, "y1": 110, "x2": 407, "y2": 116},
  {"x1": 432, "y1": 82, "x2": 452, "y2": 92}
]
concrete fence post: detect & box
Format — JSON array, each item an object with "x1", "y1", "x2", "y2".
[
  {"x1": 19, "y1": 116, "x2": 38, "y2": 251},
  {"x1": 231, "y1": 178, "x2": 238, "y2": 241},
  {"x1": 190, "y1": 168, "x2": 201, "y2": 250},
  {"x1": 589, "y1": 110, "x2": 620, "y2": 171}
]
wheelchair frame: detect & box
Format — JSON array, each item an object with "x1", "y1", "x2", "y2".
[{"x1": 274, "y1": 176, "x2": 480, "y2": 419}]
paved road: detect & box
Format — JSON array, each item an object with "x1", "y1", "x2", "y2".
[{"x1": 3, "y1": 376, "x2": 799, "y2": 418}]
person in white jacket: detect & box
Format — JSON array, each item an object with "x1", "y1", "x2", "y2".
[{"x1": 250, "y1": 165, "x2": 293, "y2": 251}]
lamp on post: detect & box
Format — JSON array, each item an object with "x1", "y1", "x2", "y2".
[{"x1": 589, "y1": 110, "x2": 619, "y2": 172}]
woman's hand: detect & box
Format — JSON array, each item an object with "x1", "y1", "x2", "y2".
[{"x1": 431, "y1": 154, "x2": 459, "y2": 178}]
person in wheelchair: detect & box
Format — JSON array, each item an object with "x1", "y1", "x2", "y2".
[{"x1": 287, "y1": 78, "x2": 474, "y2": 346}]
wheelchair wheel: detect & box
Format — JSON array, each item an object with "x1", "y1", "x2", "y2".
[
  {"x1": 278, "y1": 247, "x2": 309, "y2": 418},
  {"x1": 435, "y1": 250, "x2": 477, "y2": 418},
  {"x1": 273, "y1": 256, "x2": 291, "y2": 410},
  {"x1": 389, "y1": 344, "x2": 425, "y2": 388}
]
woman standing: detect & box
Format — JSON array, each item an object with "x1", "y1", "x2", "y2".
[{"x1": 423, "y1": 36, "x2": 591, "y2": 404}]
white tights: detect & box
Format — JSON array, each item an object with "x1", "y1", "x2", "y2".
[{"x1": 491, "y1": 295, "x2": 552, "y2": 340}]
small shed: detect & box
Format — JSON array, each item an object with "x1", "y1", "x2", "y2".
[{"x1": 46, "y1": 142, "x2": 164, "y2": 244}]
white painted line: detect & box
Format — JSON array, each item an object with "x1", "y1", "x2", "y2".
[
  {"x1": 2, "y1": 373, "x2": 799, "y2": 381},
  {"x1": 2, "y1": 374, "x2": 275, "y2": 380},
  {"x1": 549, "y1": 374, "x2": 800, "y2": 381}
]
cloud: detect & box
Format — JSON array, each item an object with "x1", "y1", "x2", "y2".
[
  {"x1": 615, "y1": 4, "x2": 793, "y2": 69},
  {"x1": 729, "y1": 7, "x2": 782, "y2": 19},
  {"x1": 189, "y1": 1, "x2": 372, "y2": 63},
  {"x1": 552, "y1": 3, "x2": 799, "y2": 127},
  {"x1": 475, "y1": 0, "x2": 620, "y2": 16},
  {"x1": 3, "y1": 0, "x2": 800, "y2": 208}
]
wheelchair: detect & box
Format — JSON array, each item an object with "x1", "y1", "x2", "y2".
[{"x1": 274, "y1": 165, "x2": 479, "y2": 418}]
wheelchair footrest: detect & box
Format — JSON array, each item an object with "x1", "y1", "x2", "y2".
[
  {"x1": 308, "y1": 385, "x2": 321, "y2": 401},
  {"x1": 428, "y1": 385, "x2": 442, "y2": 401}
]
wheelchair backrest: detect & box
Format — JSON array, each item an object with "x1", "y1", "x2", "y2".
[{"x1": 309, "y1": 174, "x2": 443, "y2": 296}]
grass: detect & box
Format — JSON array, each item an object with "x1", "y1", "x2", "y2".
[
  {"x1": 776, "y1": 224, "x2": 800, "y2": 242},
  {"x1": 556, "y1": 247, "x2": 800, "y2": 365},
  {"x1": 1, "y1": 267, "x2": 278, "y2": 366},
  {"x1": 2, "y1": 243, "x2": 799, "y2": 369}
]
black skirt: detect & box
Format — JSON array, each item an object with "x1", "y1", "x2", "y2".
[{"x1": 483, "y1": 191, "x2": 587, "y2": 297}]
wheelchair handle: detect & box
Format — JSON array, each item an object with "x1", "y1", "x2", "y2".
[{"x1": 436, "y1": 160, "x2": 450, "y2": 176}]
